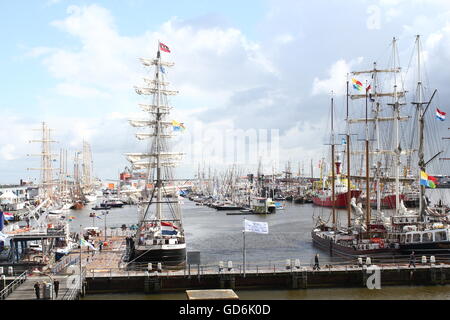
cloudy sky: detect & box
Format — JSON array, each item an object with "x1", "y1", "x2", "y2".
[{"x1": 1, "y1": 0, "x2": 450, "y2": 184}]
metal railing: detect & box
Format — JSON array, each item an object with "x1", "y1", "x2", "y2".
[
  {"x1": 86, "y1": 254, "x2": 450, "y2": 279},
  {"x1": 51, "y1": 255, "x2": 80, "y2": 274},
  {"x1": 0, "y1": 271, "x2": 28, "y2": 300},
  {"x1": 60, "y1": 269, "x2": 86, "y2": 300}
]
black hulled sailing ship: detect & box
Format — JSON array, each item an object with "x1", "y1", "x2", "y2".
[
  {"x1": 312, "y1": 36, "x2": 450, "y2": 258},
  {"x1": 125, "y1": 42, "x2": 186, "y2": 267}
]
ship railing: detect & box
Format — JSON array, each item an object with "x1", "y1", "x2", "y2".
[
  {"x1": 0, "y1": 271, "x2": 27, "y2": 300},
  {"x1": 85, "y1": 255, "x2": 450, "y2": 278},
  {"x1": 51, "y1": 254, "x2": 81, "y2": 274}
]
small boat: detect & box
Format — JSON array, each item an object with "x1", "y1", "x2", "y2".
[{"x1": 92, "y1": 205, "x2": 111, "y2": 210}]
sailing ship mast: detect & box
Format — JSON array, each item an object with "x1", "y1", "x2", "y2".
[
  {"x1": 28, "y1": 122, "x2": 58, "y2": 200},
  {"x1": 127, "y1": 42, "x2": 184, "y2": 246},
  {"x1": 331, "y1": 95, "x2": 336, "y2": 230},
  {"x1": 411, "y1": 35, "x2": 439, "y2": 220}
]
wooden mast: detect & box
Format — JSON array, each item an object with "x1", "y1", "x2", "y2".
[
  {"x1": 346, "y1": 79, "x2": 352, "y2": 229},
  {"x1": 365, "y1": 81, "x2": 371, "y2": 229},
  {"x1": 331, "y1": 95, "x2": 336, "y2": 230}
]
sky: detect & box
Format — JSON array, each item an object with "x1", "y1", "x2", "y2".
[{"x1": 1, "y1": 0, "x2": 450, "y2": 184}]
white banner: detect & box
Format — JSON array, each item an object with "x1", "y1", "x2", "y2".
[{"x1": 244, "y1": 220, "x2": 269, "y2": 234}]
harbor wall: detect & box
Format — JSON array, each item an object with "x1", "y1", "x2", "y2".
[{"x1": 85, "y1": 265, "x2": 450, "y2": 294}]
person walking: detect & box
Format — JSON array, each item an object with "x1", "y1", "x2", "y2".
[
  {"x1": 313, "y1": 253, "x2": 320, "y2": 270},
  {"x1": 99, "y1": 241, "x2": 103, "y2": 252},
  {"x1": 34, "y1": 282, "x2": 40, "y2": 300},
  {"x1": 53, "y1": 279, "x2": 59, "y2": 299},
  {"x1": 409, "y1": 251, "x2": 416, "y2": 268}
]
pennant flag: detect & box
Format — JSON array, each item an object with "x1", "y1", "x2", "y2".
[
  {"x1": 159, "y1": 42, "x2": 171, "y2": 53},
  {"x1": 160, "y1": 66, "x2": 166, "y2": 74},
  {"x1": 244, "y1": 219, "x2": 269, "y2": 234},
  {"x1": 366, "y1": 84, "x2": 372, "y2": 92},
  {"x1": 420, "y1": 171, "x2": 438, "y2": 189},
  {"x1": 436, "y1": 108, "x2": 446, "y2": 121},
  {"x1": 80, "y1": 238, "x2": 97, "y2": 250},
  {"x1": 172, "y1": 120, "x2": 186, "y2": 131},
  {"x1": 341, "y1": 137, "x2": 347, "y2": 145},
  {"x1": 352, "y1": 78, "x2": 363, "y2": 91}
]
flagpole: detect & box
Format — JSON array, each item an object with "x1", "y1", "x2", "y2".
[
  {"x1": 243, "y1": 219, "x2": 246, "y2": 278},
  {"x1": 79, "y1": 224, "x2": 82, "y2": 292}
]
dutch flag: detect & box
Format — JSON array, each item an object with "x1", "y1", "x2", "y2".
[{"x1": 436, "y1": 108, "x2": 446, "y2": 121}]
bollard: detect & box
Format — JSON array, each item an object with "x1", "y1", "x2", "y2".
[
  {"x1": 227, "y1": 261, "x2": 233, "y2": 271},
  {"x1": 219, "y1": 261, "x2": 224, "y2": 272},
  {"x1": 430, "y1": 256, "x2": 436, "y2": 264},
  {"x1": 295, "y1": 259, "x2": 301, "y2": 269},
  {"x1": 421, "y1": 256, "x2": 427, "y2": 264},
  {"x1": 365, "y1": 257, "x2": 371, "y2": 266},
  {"x1": 286, "y1": 259, "x2": 291, "y2": 270},
  {"x1": 8, "y1": 266, "x2": 13, "y2": 276}
]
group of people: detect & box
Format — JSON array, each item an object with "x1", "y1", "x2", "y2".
[{"x1": 33, "y1": 279, "x2": 59, "y2": 300}]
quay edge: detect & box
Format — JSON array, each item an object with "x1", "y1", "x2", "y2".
[{"x1": 84, "y1": 264, "x2": 450, "y2": 295}]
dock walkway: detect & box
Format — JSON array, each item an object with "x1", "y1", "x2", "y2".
[{"x1": 5, "y1": 274, "x2": 83, "y2": 300}]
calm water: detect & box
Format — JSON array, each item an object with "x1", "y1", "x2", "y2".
[{"x1": 74, "y1": 190, "x2": 450, "y2": 300}]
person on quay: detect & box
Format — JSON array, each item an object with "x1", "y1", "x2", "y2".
[
  {"x1": 409, "y1": 251, "x2": 416, "y2": 268},
  {"x1": 313, "y1": 253, "x2": 320, "y2": 270}
]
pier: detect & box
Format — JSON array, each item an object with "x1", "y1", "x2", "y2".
[
  {"x1": 3, "y1": 233, "x2": 450, "y2": 299},
  {"x1": 84, "y1": 262, "x2": 450, "y2": 294}
]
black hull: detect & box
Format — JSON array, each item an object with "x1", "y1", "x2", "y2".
[
  {"x1": 400, "y1": 242, "x2": 450, "y2": 255},
  {"x1": 216, "y1": 206, "x2": 243, "y2": 211},
  {"x1": 311, "y1": 231, "x2": 399, "y2": 258},
  {"x1": 131, "y1": 247, "x2": 186, "y2": 266}
]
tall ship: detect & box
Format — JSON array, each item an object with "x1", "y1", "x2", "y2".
[
  {"x1": 125, "y1": 42, "x2": 186, "y2": 267},
  {"x1": 312, "y1": 36, "x2": 450, "y2": 258}
]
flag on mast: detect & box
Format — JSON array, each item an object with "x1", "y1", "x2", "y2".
[
  {"x1": 436, "y1": 108, "x2": 446, "y2": 121},
  {"x1": 159, "y1": 42, "x2": 171, "y2": 53}
]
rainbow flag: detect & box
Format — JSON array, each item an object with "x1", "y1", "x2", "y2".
[
  {"x1": 352, "y1": 78, "x2": 363, "y2": 91},
  {"x1": 172, "y1": 120, "x2": 186, "y2": 132},
  {"x1": 420, "y1": 171, "x2": 437, "y2": 189}
]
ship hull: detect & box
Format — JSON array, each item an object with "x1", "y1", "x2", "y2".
[
  {"x1": 131, "y1": 244, "x2": 186, "y2": 267},
  {"x1": 312, "y1": 190, "x2": 362, "y2": 209},
  {"x1": 311, "y1": 230, "x2": 398, "y2": 258},
  {"x1": 399, "y1": 242, "x2": 450, "y2": 255}
]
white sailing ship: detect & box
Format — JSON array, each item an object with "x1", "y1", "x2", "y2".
[{"x1": 125, "y1": 42, "x2": 186, "y2": 267}]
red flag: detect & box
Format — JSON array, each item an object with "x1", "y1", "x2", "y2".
[
  {"x1": 366, "y1": 84, "x2": 372, "y2": 92},
  {"x1": 159, "y1": 42, "x2": 170, "y2": 53}
]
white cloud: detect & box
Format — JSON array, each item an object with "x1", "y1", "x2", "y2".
[{"x1": 311, "y1": 57, "x2": 363, "y2": 96}]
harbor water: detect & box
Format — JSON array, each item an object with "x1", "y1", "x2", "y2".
[{"x1": 69, "y1": 190, "x2": 450, "y2": 300}]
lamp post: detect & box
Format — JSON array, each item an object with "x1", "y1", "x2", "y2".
[{"x1": 103, "y1": 211, "x2": 108, "y2": 242}]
